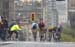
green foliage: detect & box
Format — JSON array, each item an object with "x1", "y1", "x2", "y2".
[
  {"x1": 63, "y1": 26, "x2": 75, "y2": 37},
  {"x1": 61, "y1": 33, "x2": 75, "y2": 42},
  {"x1": 61, "y1": 26, "x2": 75, "y2": 42}
]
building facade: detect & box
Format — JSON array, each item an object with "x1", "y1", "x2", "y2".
[
  {"x1": 68, "y1": 0, "x2": 75, "y2": 27},
  {"x1": 8, "y1": 0, "x2": 42, "y2": 23},
  {"x1": 23, "y1": 0, "x2": 42, "y2": 23},
  {"x1": 3, "y1": 0, "x2": 9, "y2": 18},
  {"x1": 9, "y1": 0, "x2": 15, "y2": 22},
  {"x1": 56, "y1": 0, "x2": 67, "y2": 25},
  {"x1": 42, "y1": 0, "x2": 58, "y2": 27},
  {"x1": 0, "y1": 0, "x2": 3, "y2": 16},
  {"x1": 0, "y1": 0, "x2": 9, "y2": 18},
  {"x1": 15, "y1": 0, "x2": 24, "y2": 20}
]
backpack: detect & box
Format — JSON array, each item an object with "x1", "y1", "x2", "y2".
[
  {"x1": 32, "y1": 24, "x2": 37, "y2": 29},
  {"x1": 9, "y1": 23, "x2": 15, "y2": 30}
]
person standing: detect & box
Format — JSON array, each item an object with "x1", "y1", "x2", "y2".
[
  {"x1": 0, "y1": 17, "x2": 4, "y2": 41},
  {"x1": 31, "y1": 22, "x2": 38, "y2": 41},
  {"x1": 2, "y1": 17, "x2": 8, "y2": 41}
]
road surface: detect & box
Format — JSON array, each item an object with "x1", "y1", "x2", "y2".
[{"x1": 0, "y1": 41, "x2": 75, "y2": 47}]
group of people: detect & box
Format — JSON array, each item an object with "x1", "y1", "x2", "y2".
[
  {"x1": 31, "y1": 18, "x2": 46, "y2": 41},
  {"x1": 0, "y1": 16, "x2": 62, "y2": 42},
  {"x1": 0, "y1": 16, "x2": 21, "y2": 41},
  {"x1": 48, "y1": 25, "x2": 62, "y2": 42},
  {"x1": 31, "y1": 18, "x2": 62, "y2": 42}
]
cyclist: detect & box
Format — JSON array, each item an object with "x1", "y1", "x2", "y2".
[
  {"x1": 8, "y1": 22, "x2": 21, "y2": 40},
  {"x1": 48, "y1": 25, "x2": 54, "y2": 41},
  {"x1": 31, "y1": 22, "x2": 38, "y2": 41},
  {"x1": 38, "y1": 18, "x2": 45, "y2": 41}
]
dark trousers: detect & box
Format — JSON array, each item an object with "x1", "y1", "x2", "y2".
[
  {"x1": 8, "y1": 31, "x2": 18, "y2": 39},
  {"x1": 0, "y1": 30, "x2": 7, "y2": 41},
  {"x1": 39, "y1": 30, "x2": 46, "y2": 41},
  {"x1": 3, "y1": 30, "x2": 7, "y2": 40},
  {"x1": 0, "y1": 30, "x2": 3, "y2": 40}
]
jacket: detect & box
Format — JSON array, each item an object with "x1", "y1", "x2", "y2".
[{"x1": 10, "y1": 24, "x2": 21, "y2": 31}]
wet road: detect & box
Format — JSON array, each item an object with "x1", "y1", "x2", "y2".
[{"x1": 0, "y1": 41, "x2": 75, "y2": 47}]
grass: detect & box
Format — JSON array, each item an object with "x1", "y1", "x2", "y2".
[
  {"x1": 61, "y1": 26, "x2": 75, "y2": 42},
  {"x1": 61, "y1": 33, "x2": 75, "y2": 42}
]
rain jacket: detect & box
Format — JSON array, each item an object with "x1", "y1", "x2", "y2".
[{"x1": 10, "y1": 24, "x2": 21, "y2": 31}]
